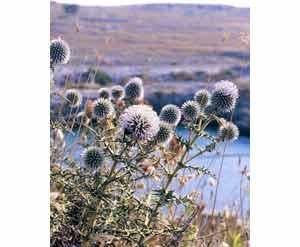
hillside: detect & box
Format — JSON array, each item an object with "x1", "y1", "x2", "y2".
[{"x1": 50, "y1": 2, "x2": 250, "y2": 135}]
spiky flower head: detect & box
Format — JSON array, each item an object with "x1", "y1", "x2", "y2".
[
  {"x1": 211, "y1": 80, "x2": 239, "y2": 113},
  {"x1": 159, "y1": 104, "x2": 181, "y2": 126},
  {"x1": 111, "y1": 85, "x2": 125, "y2": 101},
  {"x1": 154, "y1": 122, "x2": 173, "y2": 144},
  {"x1": 98, "y1": 87, "x2": 110, "y2": 99},
  {"x1": 194, "y1": 89, "x2": 210, "y2": 109},
  {"x1": 50, "y1": 38, "x2": 71, "y2": 66},
  {"x1": 119, "y1": 105, "x2": 160, "y2": 141},
  {"x1": 65, "y1": 89, "x2": 81, "y2": 107},
  {"x1": 124, "y1": 77, "x2": 144, "y2": 100},
  {"x1": 218, "y1": 121, "x2": 239, "y2": 142},
  {"x1": 82, "y1": 146, "x2": 104, "y2": 169},
  {"x1": 93, "y1": 98, "x2": 114, "y2": 119},
  {"x1": 181, "y1": 100, "x2": 201, "y2": 121}
]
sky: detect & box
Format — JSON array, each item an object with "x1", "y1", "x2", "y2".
[{"x1": 54, "y1": 0, "x2": 250, "y2": 8}]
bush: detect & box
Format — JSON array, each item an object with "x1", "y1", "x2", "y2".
[
  {"x1": 170, "y1": 71, "x2": 197, "y2": 81},
  {"x1": 62, "y1": 4, "x2": 79, "y2": 15},
  {"x1": 88, "y1": 67, "x2": 112, "y2": 86}
]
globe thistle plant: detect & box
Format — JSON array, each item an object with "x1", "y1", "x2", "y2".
[
  {"x1": 159, "y1": 104, "x2": 181, "y2": 126},
  {"x1": 119, "y1": 105, "x2": 160, "y2": 141},
  {"x1": 82, "y1": 146, "x2": 104, "y2": 169},
  {"x1": 124, "y1": 77, "x2": 144, "y2": 100},
  {"x1": 50, "y1": 38, "x2": 71, "y2": 66},
  {"x1": 98, "y1": 88, "x2": 110, "y2": 99},
  {"x1": 154, "y1": 122, "x2": 173, "y2": 144},
  {"x1": 218, "y1": 121, "x2": 239, "y2": 142},
  {"x1": 211, "y1": 80, "x2": 239, "y2": 113},
  {"x1": 194, "y1": 89, "x2": 210, "y2": 109},
  {"x1": 111, "y1": 85, "x2": 125, "y2": 101},
  {"x1": 181, "y1": 100, "x2": 201, "y2": 121},
  {"x1": 65, "y1": 89, "x2": 82, "y2": 107},
  {"x1": 50, "y1": 39, "x2": 248, "y2": 247},
  {"x1": 93, "y1": 98, "x2": 115, "y2": 119}
]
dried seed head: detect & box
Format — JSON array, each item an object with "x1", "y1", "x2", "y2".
[{"x1": 84, "y1": 99, "x2": 94, "y2": 118}]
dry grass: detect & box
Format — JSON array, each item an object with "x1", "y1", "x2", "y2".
[{"x1": 51, "y1": 2, "x2": 249, "y2": 66}]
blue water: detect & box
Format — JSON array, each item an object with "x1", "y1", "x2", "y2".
[
  {"x1": 173, "y1": 128, "x2": 250, "y2": 212},
  {"x1": 64, "y1": 128, "x2": 250, "y2": 212}
]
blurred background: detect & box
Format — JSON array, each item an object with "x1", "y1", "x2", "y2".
[{"x1": 50, "y1": 0, "x2": 250, "y2": 210}]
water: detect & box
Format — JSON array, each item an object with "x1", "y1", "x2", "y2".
[
  {"x1": 174, "y1": 128, "x2": 250, "y2": 212},
  {"x1": 64, "y1": 128, "x2": 250, "y2": 212}
]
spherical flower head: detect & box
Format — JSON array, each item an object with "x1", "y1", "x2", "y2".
[
  {"x1": 159, "y1": 104, "x2": 181, "y2": 126},
  {"x1": 65, "y1": 89, "x2": 82, "y2": 107},
  {"x1": 93, "y1": 98, "x2": 114, "y2": 119},
  {"x1": 194, "y1": 89, "x2": 210, "y2": 109},
  {"x1": 119, "y1": 105, "x2": 160, "y2": 141},
  {"x1": 111, "y1": 85, "x2": 125, "y2": 101},
  {"x1": 82, "y1": 146, "x2": 104, "y2": 169},
  {"x1": 181, "y1": 100, "x2": 201, "y2": 121},
  {"x1": 211, "y1": 80, "x2": 239, "y2": 113},
  {"x1": 50, "y1": 38, "x2": 71, "y2": 66},
  {"x1": 219, "y1": 121, "x2": 239, "y2": 142},
  {"x1": 124, "y1": 77, "x2": 144, "y2": 100},
  {"x1": 154, "y1": 122, "x2": 173, "y2": 144},
  {"x1": 98, "y1": 87, "x2": 110, "y2": 99}
]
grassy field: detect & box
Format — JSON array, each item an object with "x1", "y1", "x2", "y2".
[{"x1": 51, "y1": 2, "x2": 249, "y2": 66}]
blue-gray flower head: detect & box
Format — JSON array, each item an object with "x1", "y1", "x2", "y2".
[
  {"x1": 83, "y1": 146, "x2": 104, "y2": 169},
  {"x1": 111, "y1": 85, "x2": 125, "y2": 100},
  {"x1": 211, "y1": 80, "x2": 239, "y2": 113},
  {"x1": 50, "y1": 38, "x2": 71, "y2": 65},
  {"x1": 181, "y1": 100, "x2": 201, "y2": 121},
  {"x1": 65, "y1": 89, "x2": 82, "y2": 107},
  {"x1": 155, "y1": 122, "x2": 173, "y2": 144},
  {"x1": 124, "y1": 77, "x2": 144, "y2": 100},
  {"x1": 119, "y1": 105, "x2": 160, "y2": 141},
  {"x1": 159, "y1": 104, "x2": 181, "y2": 126},
  {"x1": 93, "y1": 98, "x2": 114, "y2": 119},
  {"x1": 98, "y1": 87, "x2": 110, "y2": 99},
  {"x1": 194, "y1": 89, "x2": 210, "y2": 109},
  {"x1": 219, "y1": 121, "x2": 239, "y2": 142}
]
